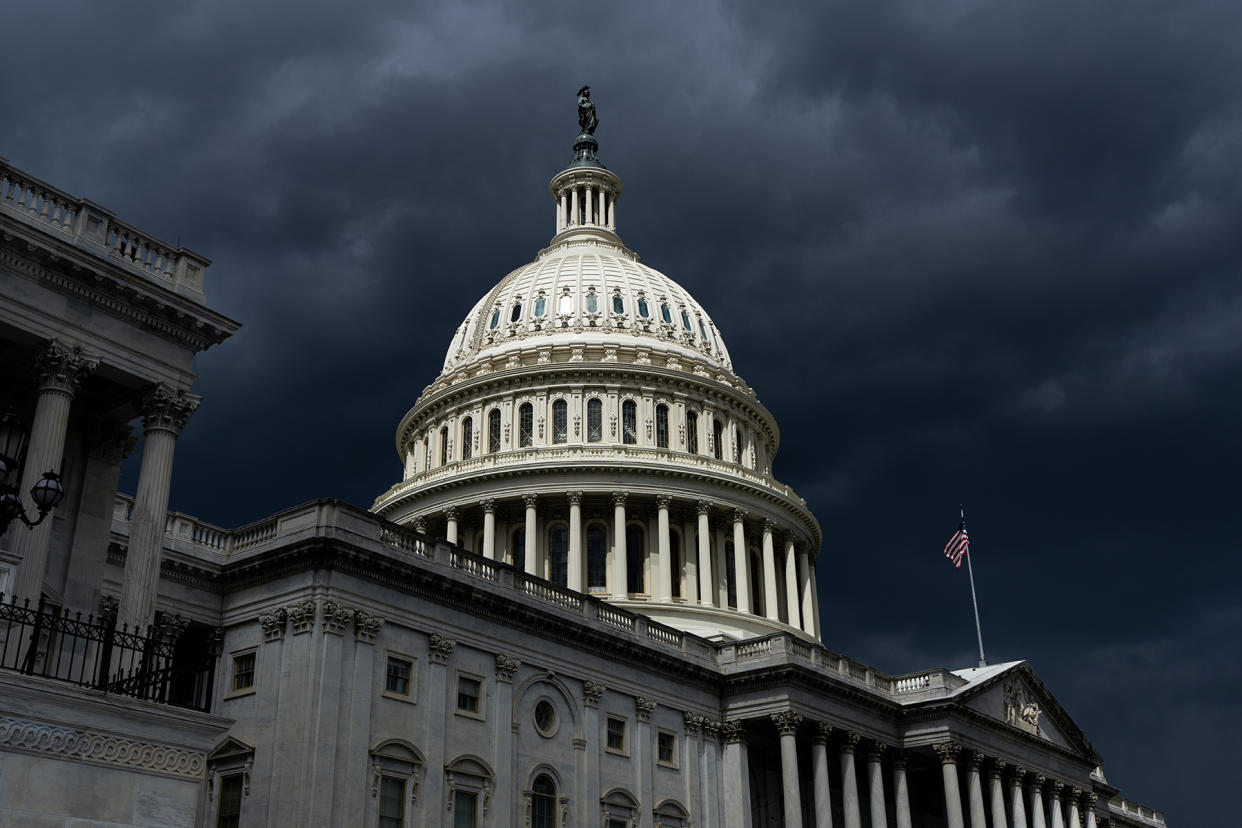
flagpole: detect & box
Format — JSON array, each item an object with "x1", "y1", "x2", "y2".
[{"x1": 962, "y1": 505, "x2": 987, "y2": 667}]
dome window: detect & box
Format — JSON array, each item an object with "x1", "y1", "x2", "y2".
[
  {"x1": 558, "y1": 290, "x2": 573, "y2": 315},
  {"x1": 488, "y1": 409, "x2": 501, "y2": 453},
  {"x1": 698, "y1": 319, "x2": 709, "y2": 341},
  {"x1": 534, "y1": 296, "x2": 547, "y2": 317},
  {"x1": 519, "y1": 403, "x2": 534, "y2": 448},
  {"x1": 585, "y1": 291, "x2": 599, "y2": 314},
  {"x1": 660, "y1": 303, "x2": 672, "y2": 324},
  {"x1": 552, "y1": 399, "x2": 568, "y2": 444},
  {"x1": 686, "y1": 410, "x2": 699, "y2": 454},
  {"x1": 655, "y1": 404, "x2": 669, "y2": 449},
  {"x1": 462, "y1": 417, "x2": 474, "y2": 460},
  {"x1": 489, "y1": 309, "x2": 500, "y2": 330},
  {"x1": 612, "y1": 294, "x2": 624, "y2": 315},
  {"x1": 587, "y1": 398, "x2": 603, "y2": 442},
  {"x1": 622, "y1": 400, "x2": 638, "y2": 445},
  {"x1": 510, "y1": 301, "x2": 523, "y2": 323},
  {"x1": 681, "y1": 310, "x2": 693, "y2": 331},
  {"x1": 637, "y1": 298, "x2": 650, "y2": 318}
]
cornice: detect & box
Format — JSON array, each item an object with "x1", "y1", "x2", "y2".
[{"x1": 898, "y1": 703, "x2": 1099, "y2": 772}]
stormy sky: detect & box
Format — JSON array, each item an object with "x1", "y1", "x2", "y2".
[{"x1": 3, "y1": 1, "x2": 1237, "y2": 821}]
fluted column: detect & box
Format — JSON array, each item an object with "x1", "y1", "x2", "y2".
[
  {"x1": 523, "y1": 494, "x2": 538, "y2": 576},
  {"x1": 967, "y1": 752, "x2": 987, "y2": 828},
  {"x1": 118, "y1": 383, "x2": 199, "y2": 631},
  {"x1": 840, "y1": 731, "x2": 862, "y2": 828},
  {"x1": 1010, "y1": 768, "x2": 1028, "y2": 828},
  {"x1": 784, "y1": 537, "x2": 801, "y2": 628},
  {"x1": 935, "y1": 742, "x2": 965, "y2": 828},
  {"x1": 444, "y1": 506, "x2": 459, "y2": 545},
  {"x1": 696, "y1": 501, "x2": 714, "y2": 607},
  {"x1": 10, "y1": 341, "x2": 96, "y2": 603},
  {"x1": 1049, "y1": 781, "x2": 1065, "y2": 828},
  {"x1": 655, "y1": 495, "x2": 672, "y2": 601},
  {"x1": 612, "y1": 492, "x2": 627, "y2": 598},
  {"x1": 761, "y1": 519, "x2": 780, "y2": 620},
  {"x1": 732, "y1": 509, "x2": 750, "y2": 612},
  {"x1": 866, "y1": 743, "x2": 887, "y2": 828},
  {"x1": 773, "y1": 711, "x2": 804, "y2": 828},
  {"x1": 811, "y1": 723, "x2": 834, "y2": 828},
  {"x1": 567, "y1": 492, "x2": 583, "y2": 591},
  {"x1": 990, "y1": 761, "x2": 1009, "y2": 828},
  {"x1": 481, "y1": 499, "x2": 496, "y2": 560},
  {"x1": 1029, "y1": 775, "x2": 1047, "y2": 828},
  {"x1": 892, "y1": 752, "x2": 912, "y2": 828},
  {"x1": 1067, "y1": 788, "x2": 1081, "y2": 828}
]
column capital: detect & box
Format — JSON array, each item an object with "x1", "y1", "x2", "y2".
[
  {"x1": 582, "y1": 680, "x2": 606, "y2": 707},
  {"x1": 762, "y1": 517, "x2": 777, "y2": 533},
  {"x1": 412, "y1": 516, "x2": 427, "y2": 533},
  {"x1": 635, "y1": 696, "x2": 657, "y2": 722},
  {"x1": 890, "y1": 749, "x2": 907, "y2": 769},
  {"x1": 700, "y1": 719, "x2": 721, "y2": 741},
  {"x1": 353, "y1": 609, "x2": 385, "y2": 644},
  {"x1": 443, "y1": 506, "x2": 459, "y2": 521},
  {"x1": 494, "y1": 652, "x2": 521, "y2": 682},
  {"x1": 656, "y1": 494, "x2": 672, "y2": 509},
  {"x1": 684, "y1": 712, "x2": 703, "y2": 735},
  {"x1": 567, "y1": 491, "x2": 583, "y2": 506},
  {"x1": 720, "y1": 719, "x2": 746, "y2": 744},
  {"x1": 427, "y1": 632, "x2": 456, "y2": 663},
  {"x1": 932, "y1": 741, "x2": 960, "y2": 765},
  {"x1": 967, "y1": 750, "x2": 985, "y2": 771},
  {"x1": 258, "y1": 608, "x2": 288, "y2": 642},
  {"x1": 1050, "y1": 780, "x2": 1064, "y2": 799},
  {"x1": 480, "y1": 498, "x2": 496, "y2": 514},
  {"x1": 771, "y1": 710, "x2": 802, "y2": 735},
  {"x1": 864, "y1": 742, "x2": 887, "y2": 763},
  {"x1": 989, "y1": 759, "x2": 1008, "y2": 780},
  {"x1": 1029, "y1": 773, "x2": 1047, "y2": 790},
  {"x1": 696, "y1": 499, "x2": 711, "y2": 516},
  {"x1": 140, "y1": 382, "x2": 199, "y2": 435},
  {"x1": 812, "y1": 721, "x2": 833, "y2": 745},
  {"x1": 839, "y1": 730, "x2": 861, "y2": 755},
  {"x1": 611, "y1": 490, "x2": 628, "y2": 507},
  {"x1": 1085, "y1": 792, "x2": 1098, "y2": 806},
  {"x1": 321, "y1": 600, "x2": 352, "y2": 635},
  {"x1": 522, "y1": 493, "x2": 539, "y2": 508},
  {"x1": 732, "y1": 507, "x2": 746, "y2": 523},
  {"x1": 1010, "y1": 766, "x2": 1027, "y2": 786},
  {"x1": 34, "y1": 339, "x2": 97, "y2": 394}
]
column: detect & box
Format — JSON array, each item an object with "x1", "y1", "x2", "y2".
[
  {"x1": 481, "y1": 499, "x2": 496, "y2": 560},
  {"x1": 811, "y1": 723, "x2": 834, "y2": 828},
  {"x1": 444, "y1": 506, "x2": 459, "y2": 545},
  {"x1": 523, "y1": 494, "x2": 538, "y2": 576},
  {"x1": 1084, "y1": 793, "x2": 1098, "y2": 828},
  {"x1": 761, "y1": 520, "x2": 780, "y2": 621},
  {"x1": 839, "y1": 731, "x2": 861, "y2": 828},
  {"x1": 701, "y1": 721, "x2": 721, "y2": 828},
  {"x1": 608, "y1": 192, "x2": 616, "y2": 228},
  {"x1": 1029, "y1": 775, "x2": 1047, "y2": 828},
  {"x1": 118, "y1": 383, "x2": 199, "y2": 631},
  {"x1": 1010, "y1": 768, "x2": 1028, "y2": 828},
  {"x1": 721, "y1": 721, "x2": 751, "y2": 828},
  {"x1": 892, "y1": 752, "x2": 912, "y2": 828},
  {"x1": 866, "y1": 743, "x2": 887, "y2": 828},
  {"x1": 990, "y1": 761, "x2": 1010, "y2": 828},
  {"x1": 797, "y1": 545, "x2": 816, "y2": 635},
  {"x1": 772, "y1": 711, "x2": 804, "y2": 828},
  {"x1": 1067, "y1": 788, "x2": 1081, "y2": 828},
  {"x1": 784, "y1": 538, "x2": 801, "y2": 629},
  {"x1": 809, "y1": 566, "x2": 822, "y2": 637},
  {"x1": 696, "y1": 502, "x2": 714, "y2": 607},
  {"x1": 567, "y1": 492, "x2": 583, "y2": 591},
  {"x1": 1049, "y1": 781, "x2": 1065, "y2": 828},
  {"x1": 967, "y1": 752, "x2": 986, "y2": 828},
  {"x1": 612, "y1": 492, "x2": 627, "y2": 598},
  {"x1": 655, "y1": 495, "x2": 672, "y2": 601},
  {"x1": 10, "y1": 341, "x2": 96, "y2": 603},
  {"x1": 934, "y1": 742, "x2": 965, "y2": 828},
  {"x1": 732, "y1": 509, "x2": 751, "y2": 612},
  {"x1": 570, "y1": 187, "x2": 579, "y2": 227}
]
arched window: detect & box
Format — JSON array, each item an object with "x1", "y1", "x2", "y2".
[
  {"x1": 626, "y1": 524, "x2": 645, "y2": 594},
  {"x1": 461, "y1": 418, "x2": 473, "y2": 460},
  {"x1": 519, "y1": 403, "x2": 533, "y2": 448},
  {"x1": 660, "y1": 302, "x2": 672, "y2": 324},
  {"x1": 534, "y1": 295, "x2": 546, "y2": 317},
  {"x1": 622, "y1": 400, "x2": 637, "y2": 445},
  {"x1": 510, "y1": 301, "x2": 523, "y2": 323},
  {"x1": 489, "y1": 308, "x2": 500, "y2": 329},
  {"x1": 531, "y1": 774, "x2": 557, "y2": 828},
  {"x1": 587, "y1": 523, "x2": 607, "y2": 591},
  {"x1": 548, "y1": 525, "x2": 568, "y2": 587},
  {"x1": 552, "y1": 399, "x2": 568, "y2": 444},
  {"x1": 725, "y1": 541, "x2": 737, "y2": 609},
  {"x1": 637, "y1": 297, "x2": 649, "y2": 318},
  {"x1": 670, "y1": 529, "x2": 682, "y2": 599},
  {"x1": 488, "y1": 409, "x2": 501, "y2": 453},
  {"x1": 681, "y1": 310, "x2": 693, "y2": 331},
  {"x1": 686, "y1": 410, "x2": 698, "y2": 454},
  {"x1": 585, "y1": 291, "x2": 599, "y2": 313},
  {"x1": 732, "y1": 426, "x2": 741, "y2": 464},
  {"x1": 655, "y1": 404, "x2": 669, "y2": 449},
  {"x1": 712, "y1": 420, "x2": 723, "y2": 460},
  {"x1": 612, "y1": 293, "x2": 624, "y2": 314},
  {"x1": 511, "y1": 527, "x2": 525, "y2": 571},
  {"x1": 440, "y1": 426, "x2": 449, "y2": 465},
  {"x1": 587, "y1": 398, "x2": 603, "y2": 443}
]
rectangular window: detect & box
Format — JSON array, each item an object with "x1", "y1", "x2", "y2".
[
  {"x1": 230, "y1": 651, "x2": 255, "y2": 693},
  {"x1": 453, "y1": 791, "x2": 478, "y2": 828},
  {"x1": 655, "y1": 404, "x2": 668, "y2": 448},
  {"x1": 622, "y1": 401, "x2": 637, "y2": 445},
  {"x1": 587, "y1": 399, "x2": 603, "y2": 442},
  {"x1": 608, "y1": 821, "x2": 627, "y2": 828},
  {"x1": 520, "y1": 405, "x2": 534, "y2": 447},
  {"x1": 552, "y1": 400, "x2": 568, "y2": 444},
  {"x1": 658, "y1": 731, "x2": 676, "y2": 765},
  {"x1": 385, "y1": 656, "x2": 412, "y2": 696},
  {"x1": 686, "y1": 411, "x2": 698, "y2": 454},
  {"x1": 457, "y1": 676, "x2": 481, "y2": 713},
  {"x1": 606, "y1": 716, "x2": 626, "y2": 752},
  {"x1": 378, "y1": 777, "x2": 405, "y2": 828},
  {"x1": 216, "y1": 774, "x2": 243, "y2": 828}
]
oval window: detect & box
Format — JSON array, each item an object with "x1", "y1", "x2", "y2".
[
  {"x1": 660, "y1": 303, "x2": 672, "y2": 324},
  {"x1": 637, "y1": 298, "x2": 649, "y2": 318},
  {"x1": 510, "y1": 302, "x2": 523, "y2": 323},
  {"x1": 534, "y1": 700, "x2": 557, "y2": 736},
  {"x1": 586, "y1": 292, "x2": 599, "y2": 313},
  {"x1": 612, "y1": 294, "x2": 624, "y2": 314},
  {"x1": 489, "y1": 309, "x2": 500, "y2": 329},
  {"x1": 534, "y1": 297, "x2": 546, "y2": 317},
  {"x1": 681, "y1": 310, "x2": 693, "y2": 331}
]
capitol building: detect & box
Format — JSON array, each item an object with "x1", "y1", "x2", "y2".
[{"x1": 0, "y1": 96, "x2": 1165, "y2": 828}]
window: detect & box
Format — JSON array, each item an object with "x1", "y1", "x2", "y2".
[
  {"x1": 440, "y1": 426, "x2": 449, "y2": 465},
  {"x1": 655, "y1": 404, "x2": 669, "y2": 449},
  {"x1": 622, "y1": 400, "x2": 637, "y2": 445},
  {"x1": 534, "y1": 701, "x2": 558, "y2": 736},
  {"x1": 445, "y1": 756, "x2": 492, "y2": 828},
  {"x1": 637, "y1": 297, "x2": 649, "y2": 318},
  {"x1": 698, "y1": 319, "x2": 708, "y2": 341},
  {"x1": 670, "y1": 529, "x2": 682, "y2": 600},
  {"x1": 681, "y1": 310, "x2": 692, "y2": 331},
  {"x1": 552, "y1": 399, "x2": 567, "y2": 444},
  {"x1": 378, "y1": 777, "x2": 405, "y2": 828},
  {"x1": 488, "y1": 409, "x2": 501, "y2": 453},
  {"x1": 660, "y1": 302, "x2": 672, "y2": 324},
  {"x1": 558, "y1": 291, "x2": 573, "y2": 315},
  {"x1": 658, "y1": 731, "x2": 677, "y2": 766},
  {"x1": 587, "y1": 398, "x2": 603, "y2": 442},
  {"x1": 725, "y1": 541, "x2": 737, "y2": 609},
  {"x1": 587, "y1": 524, "x2": 607, "y2": 591},
  {"x1": 230, "y1": 651, "x2": 255, "y2": 694},
  {"x1": 510, "y1": 301, "x2": 523, "y2": 323},
  {"x1": 612, "y1": 293, "x2": 624, "y2": 314},
  {"x1": 626, "y1": 524, "x2": 645, "y2": 594},
  {"x1": 511, "y1": 527, "x2": 525, "y2": 571},
  {"x1": 686, "y1": 411, "x2": 698, "y2": 454},
  {"x1": 548, "y1": 525, "x2": 568, "y2": 587},
  {"x1": 457, "y1": 676, "x2": 481, "y2": 714},
  {"x1": 489, "y1": 308, "x2": 500, "y2": 329},
  {"x1": 461, "y1": 418, "x2": 473, "y2": 460},
  {"x1": 712, "y1": 420, "x2": 723, "y2": 460},
  {"x1": 385, "y1": 656, "x2": 412, "y2": 696},
  {"x1": 534, "y1": 296, "x2": 546, "y2": 317},
  {"x1": 606, "y1": 717, "x2": 627, "y2": 752},
  {"x1": 216, "y1": 774, "x2": 243, "y2": 828},
  {"x1": 603, "y1": 789, "x2": 639, "y2": 827},
  {"x1": 732, "y1": 426, "x2": 741, "y2": 464},
  {"x1": 586, "y1": 291, "x2": 599, "y2": 313},
  {"x1": 531, "y1": 775, "x2": 557, "y2": 828},
  {"x1": 453, "y1": 791, "x2": 477, "y2": 828},
  {"x1": 609, "y1": 822, "x2": 628, "y2": 828},
  {"x1": 519, "y1": 403, "x2": 533, "y2": 448}
]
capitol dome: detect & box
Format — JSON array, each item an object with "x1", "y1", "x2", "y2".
[{"x1": 373, "y1": 121, "x2": 821, "y2": 642}]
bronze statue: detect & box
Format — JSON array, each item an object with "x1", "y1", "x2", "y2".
[{"x1": 577, "y1": 86, "x2": 598, "y2": 135}]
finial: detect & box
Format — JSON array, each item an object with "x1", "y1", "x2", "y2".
[{"x1": 577, "y1": 85, "x2": 598, "y2": 135}]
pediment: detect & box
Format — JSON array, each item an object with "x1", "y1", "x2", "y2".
[
  {"x1": 955, "y1": 662, "x2": 1098, "y2": 761},
  {"x1": 207, "y1": 736, "x2": 255, "y2": 765}
]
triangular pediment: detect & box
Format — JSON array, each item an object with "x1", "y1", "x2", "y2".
[{"x1": 207, "y1": 735, "x2": 256, "y2": 764}]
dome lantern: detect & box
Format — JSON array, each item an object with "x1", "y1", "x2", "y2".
[{"x1": 550, "y1": 86, "x2": 623, "y2": 242}]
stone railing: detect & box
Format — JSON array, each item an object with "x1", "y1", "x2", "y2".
[
  {"x1": 112, "y1": 494, "x2": 230, "y2": 557},
  {"x1": 0, "y1": 159, "x2": 210, "y2": 301},
  {"x1": 1109, "y1": 796, "x2": 1165, "y2": 826}
]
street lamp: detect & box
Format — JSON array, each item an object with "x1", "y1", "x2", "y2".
[{"x1": 0, "y1": 411, "x2": 66, "y2": 535}]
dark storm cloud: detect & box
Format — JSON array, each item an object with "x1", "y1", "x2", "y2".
[{"x1": 3, "y1": 1, "x2": 1237, "y2": 821}]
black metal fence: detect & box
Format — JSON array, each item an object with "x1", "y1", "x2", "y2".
[{"x1": 0, "y1": 595, "x2": 219, "y2": 712}]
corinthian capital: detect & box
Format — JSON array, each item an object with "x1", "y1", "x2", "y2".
[
  {"x1": 35, "y1": 340, "x2": 97, "y2": 394},
  {"x1": 771, "y1": 710, "x2": 802, "y2": 735},
  {"x1": 933, "y1": 741, "x2": 960, "y2": 765},
  {"x1": 141, "y1": 383, "x2": 200, "y2": 434}
]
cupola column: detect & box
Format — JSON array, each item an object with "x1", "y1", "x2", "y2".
[
  {"x1": 583, "y1": 186, "x2": 593, "y2": 225},
  {"x1": 732, "y1": 510, "x2": 750, "y2": 613},
  {"x1": 784, "y1": 537, "x2": 801, "y2": 629},
  {"x1": 655, "y1": 495, "x2": 672, "y2": 601},
  {"x1": 762, "y1": 519, "x2": 780, "y2": 622},
  {"x1": 523, "y1": 494, "x2": 538, "y2": 576},
  {"x1": 570, "y1": 187, "x2": 579, "y2": 227},
  {"x1": 696, "y1": 502, "x2": 714, "y2": 608},
  {"x1": 612, "y1": 492, "x2": 628, "y2": 598},
  {"x1": 608, "y1": 191, "x2": 616, "y2": 229},
  {"x1": 568, "y1": 492, "x2": 584, "y2": 591}
]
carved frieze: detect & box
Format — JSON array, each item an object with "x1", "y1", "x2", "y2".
[{"x1": 0, "y1": 715, "x2": 206, "y2": 779}]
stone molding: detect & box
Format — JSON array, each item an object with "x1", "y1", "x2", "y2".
[
  {"x1": 582, "y1": 680, "x2": 606, "y2": 707},
  {"x1": 354, "y1": 609, "x2": 385, "y2": 644},
  {"x1": 0, "y1": 715, "x2": 206, "y2": 780},
  {"x1": 494, "y1": 653, "x2": 521, "y2": 682},
  {"x1": 771, "y1": 710, "x2": 802, "y2": 735},
  {"x1": 34, "y1": 339, "x2": 97, "y2": 394},
  {"x1": 428, "y1": 633, "x2": 455, "y2": 664},
  {"x1": 635, "y1": 696, "x2": 657, "y2": 722},
  {"x1": 933, "y1": 741, "x2": 960, "y2": 764},
  {"x1": 140, "y1": 382, "x2": 200, "y2": 435}
]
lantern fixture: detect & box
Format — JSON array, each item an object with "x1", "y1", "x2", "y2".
[
  {"x1": 0, "y1": 410, "x2": 28, "y2": 483},
  {"x1": 0, "y1": 411, "x2": 66, "y2": 535}
]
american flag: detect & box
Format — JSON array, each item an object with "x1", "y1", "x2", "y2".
[{"x1": 943, "y1": 518, "x2": 969, "y2": 569}]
